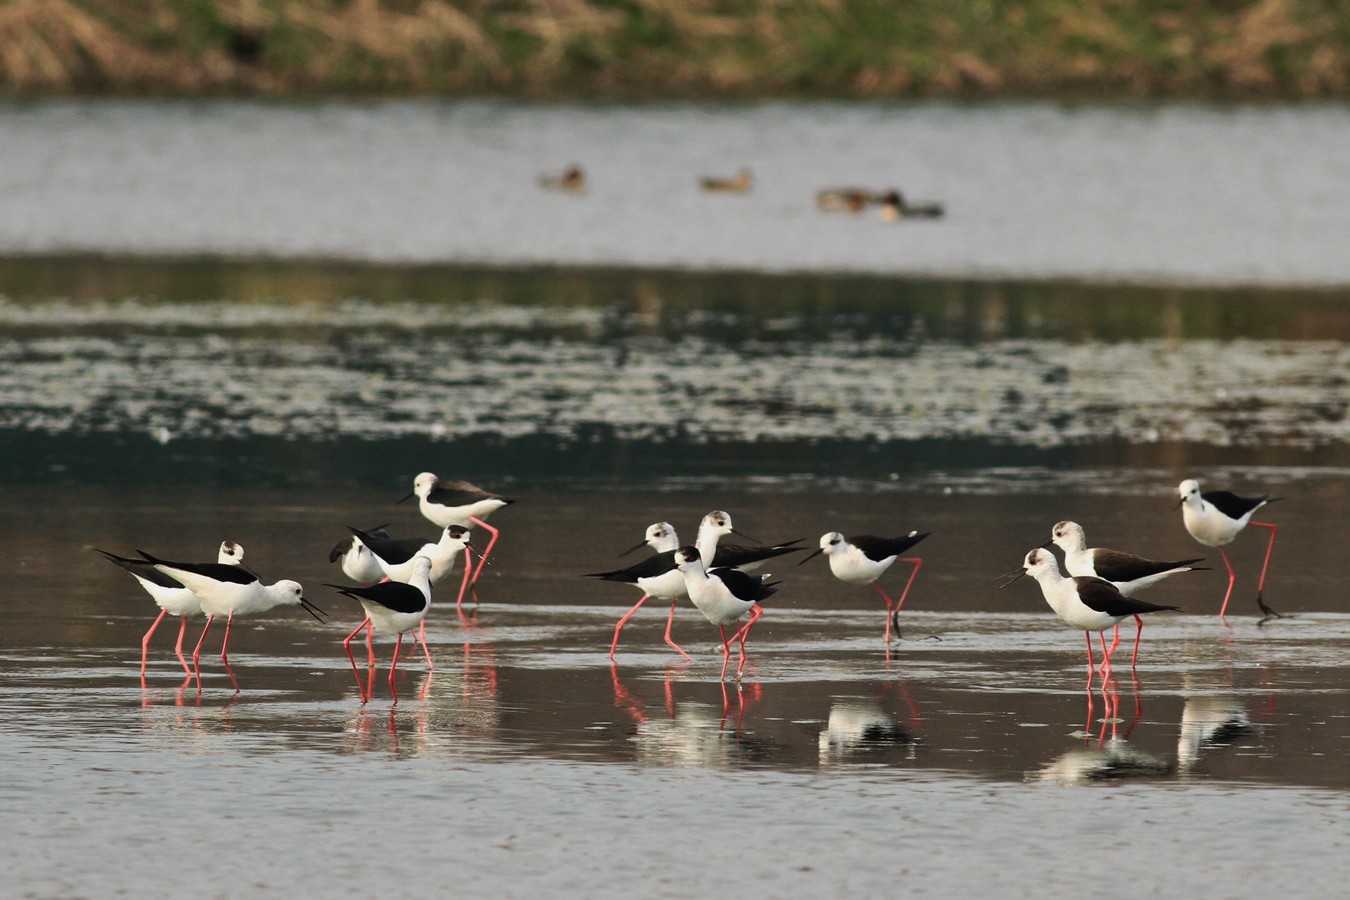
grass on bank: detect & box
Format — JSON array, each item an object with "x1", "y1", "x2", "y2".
[{"x1": 1, "y1": 0, "x2": 1348, "y2": 99}]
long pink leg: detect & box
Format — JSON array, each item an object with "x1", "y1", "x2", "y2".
[
  {"x1": 1083, "y1": 631, "x2": 1095, "y2": 690},
  {"x1": 663, "y1": 598, "x2": 691, "y2": 660},
  {"x1": 1217, "y1": 546, "x2": 1237, "y2": 618},
  {"x1": 873, "y1": 583, "x2": 895, "y2": 643},
  {"x1": 468, "y1": 515, "x2": 500, "y2": 584},
  {"x1": 388, "y1": 634, "x2": 404, "y2": 705},
  {"x1": 344, "y1": 617, "x2": 373, "y2": 703},
  {"x1": 172, "y1": 618, "x2": 192, "y2": 675},
  {"x1": 1130, "y1": 615, "x2": 1143, "y2": 668},
  {"x1": 191, "y1": 615, "x2": 215, "y2": 691},
  {"x1": 609, "y1": 593, "x2": 650, "y2": 660},
  {"x1": 734, "y1": 605, "x2": 764, "y2": 676},
  {"x1": 1250, "y1": 521, "x2": 1281, "y2": 618},
  {"x1": 419, "y1": 621, "x2": 434, "y2": 670},
  {"x1": 1099, "y1": 630, "x2": 1118, "y2": 679},
  {"x1": 718, "y1": 625, "x2": 733, "y2": 680},
  {"x1": 455, "y1": 550, "x2": 474, "y2": 610},
  {"x1": 367, "y1": 626, "x2": 376, "y2": 669},
  {"x1": 891, "y1": 557, "x2": 923, "y2": 634},
  {"x1": 218, "y1": 612, "x2": 240, "y2": 693},
  {"x1": 140, "y1": 609, "x2": 168, "y2": 676}
]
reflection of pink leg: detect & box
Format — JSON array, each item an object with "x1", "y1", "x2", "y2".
[
  {"x1": 344, "y1": 617, "x2": 372, "y2": 703},
  {"x1": 663, "y1": 598, "x2": 691, "y2": 660},
  {"x1": 140, "y1": 609, "x2": 168, "y2": 676},
  {"x1": 1217, "y1": 546, "x2": 1236, "y2": 618},
  {"x1": 609, "y1": 593, "x2": 650, "y2": 660},
  {"x1": 191, "y1": 616, "x2": 214, "y2": 691},
  {"x1": 468, "y1": 516, "x2": 500, "y2": 583},
  {"x1": 1250, "y1": 521, "x2": 1281, "y2": 618}
]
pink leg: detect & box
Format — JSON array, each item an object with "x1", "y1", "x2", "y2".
[
  {"x1": 219, "y1": 612, "x2": 240, "y2": 693},
  {"x1": 140, "y1": 609, "x2": 168, "y2": 676},
  {"x1": 873, "y1": 583, "x2": 895, "y2": 643},
  {"x1": 191, "y1": 615, "x2": 214, "y2": 691},
  {"x1": 1083, "y1": 631, "x2": 1096, "y2": 690},
  {"x1": 1099, "y1": 629, "x2": 1118, "y2": 677},
  {"x1": 468, "y1": 515, "x2": 500, "y2": 584},
  {"x1": 419, "y1": 621, "x2": 434, "y2": 670},
  {"x1": 609, "y1": 593, "x2": 650, "y2": 660},
  {"x1": 455, "y1": 550, "x2": 473, "y2": 610},
  {"x1": 891, "y1": 557, "x2": 923, "y2": 635},
  {"x1": 717, "y1": 625, "x2": 733, "y2": 680},
  {"x1": 663, "y1": 598, "x2": 691, "y2": 660},
  {"x1": 734, "y1": 605, "x2": 765, "y2": 676},
  {"x1": 1250, "y1": 521, "x2": 1281, "y2": 618},
  {"x1": 172, "y1": 618, "x2": 192, "y2": 675},
  {"x1": 1217, "y1": 546, "x2": 1236, "y2": 618},
  {"x1": 366, "y1": 626, "x2": 376, "y2": 669},
  {"x1": 389, "y1": 633, "x2": 404, "y2": 704},
  {"x1": 1130, "y1": 614, "x2": 1143, "y2": 668},
  {"x1": 344, "y1": 617, "x2": 373, "y2": 703}
]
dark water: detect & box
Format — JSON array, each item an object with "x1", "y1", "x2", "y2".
[{"x1": 2, "y1": 255, "x2": 1348, "y2": 896}]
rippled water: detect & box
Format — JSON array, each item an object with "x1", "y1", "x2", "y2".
[{"x1": 3, "y1": 100, "x2": 1350, "y2": 284}]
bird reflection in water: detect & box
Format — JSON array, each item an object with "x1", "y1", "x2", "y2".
[
  {"x1": 1176, "y1": 695, "x2": 1256, "y2": 776},
  {"x1": 818, "y1": 699, "x2": 918, "y2": 767},
  {"x1": 1030, "y1": 672, "x2": 1170, "y2": 784}
]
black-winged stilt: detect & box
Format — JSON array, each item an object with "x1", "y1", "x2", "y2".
[
  {"x1": 138, "y1": 550, "x2": 322, "y2": 693},
  {"x1": 329, "y1": 525, "x2": 392, "y2": 585},
  {"x1": 328, "y1": 555, "x2": 434, "y2": 704},
  {"x1": 671, "y1": 545, "x2": 778, "y2": 680},
  {"x1": 798, "y1": 530, "x2": 929, "y2": 642},
  {"x1": 1047, "y1": 519, "x2": 1204, "y2": 666},
  {"x1": 1000, "y1": 548, "x2": 1178, "y2": 686},
  {"x1": 94, "y1": 541, "x2": 248, "y2": 679},
  {"x1": 399, "y1": 472, "x2": 513, "y2": 584},
  {"x1": 1175, "y1": 479, "x2": 1281, "y2": 619}
]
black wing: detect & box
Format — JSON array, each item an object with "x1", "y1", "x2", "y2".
[
  {"x1": 137, "y1": 550, "x2": 258, "y2": 585},
  {"x1": 1073, "y1": 576, "x2": 1180, "y2": 616},
  {"x1": 348, "y1": 526, "x2": 431, "y2": 566},
  {"x1": 428, "y1": 480, "x2": 514, "y2": 507},
  {"x1": 852, "y1": 532, "x2": 930, "y2": 562},
  {"x1": 713, "y1": 567, "x2": 778, "y2": 603},
  {"x1": 1090, "y1": 548, "x2": 1204, "y2": 583},
  {"x1": 94, "y1": 548, "x2": 184, "y2": 589},
  {"x1": 1202, "y1": 490, "x2": 1273, "y2": 520},
  {"x1": 326, "y1": 582, "x2": 427, "y2": 615},
  {"x1": 712, "y1": 540, "x2": 805, "y2": 568},
  {"x1": 586, "y1": 550, "x2": 678, "y2": 583}
]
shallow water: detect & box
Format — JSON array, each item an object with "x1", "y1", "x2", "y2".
[
  {"x1": 4, "y1": 100, "x2": 1350, "y2": 284},
  {"x1": 3, "y1": 99, "x2": 1350, "y2": 894}
]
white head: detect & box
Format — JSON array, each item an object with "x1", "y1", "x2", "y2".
[
  {"x1": 217, "y1": 541, "x2": 245, "y2": 565},
  {"x1": 817, "y1": 532, "x2": 847, "y2": 555},
  {"x1": 673, "y1": 546, "x2": 703, "y2": 570},
  {"x1": 646, "y1": 522, "x2": 677, "y2": 547},
  {"x1": 701, "y1": 510, "x2": 733, "y2": 537},
  {"x1": 1177, "y1": 479, "x2": 1202, "y2": 507},
  {"x1": 413, "y1": 471, "x2": 439, "y2": 498},
  {"x1": 410, "y1": 556, "x2": 433, "y2": 577},
  {"x1": 1049, "y1": 521, "x2": 1086, "y2": 552},
  {"x1": 1023, "y1": 548, "x2": 1060, "y2": 579}
]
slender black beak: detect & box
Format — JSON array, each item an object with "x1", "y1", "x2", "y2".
[
  {"x1": 301, "y1": 597, "x2": 328, "y2": 622},
  {"x1": 798, "y1": 547, "x2": 824, "y2": 565},
  {"x1": 618, "y1": 540, "x2": 649, "y2": 558},
  {"x1": 1040, "y1": 538, "x2": 1055, "y2": 550},
  {"x1": 396, "y1": 492, "x2": 415, "y2": 506},
  {"x1": 730, "y1": 526, "x2": 760, "y2": 543},
  {"x1": 1172, "y1": 495, "x2": 1184, "y2": 510},
  {"x1": 996, "y1": 567, "x2": 1027, "y2": 590}
]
